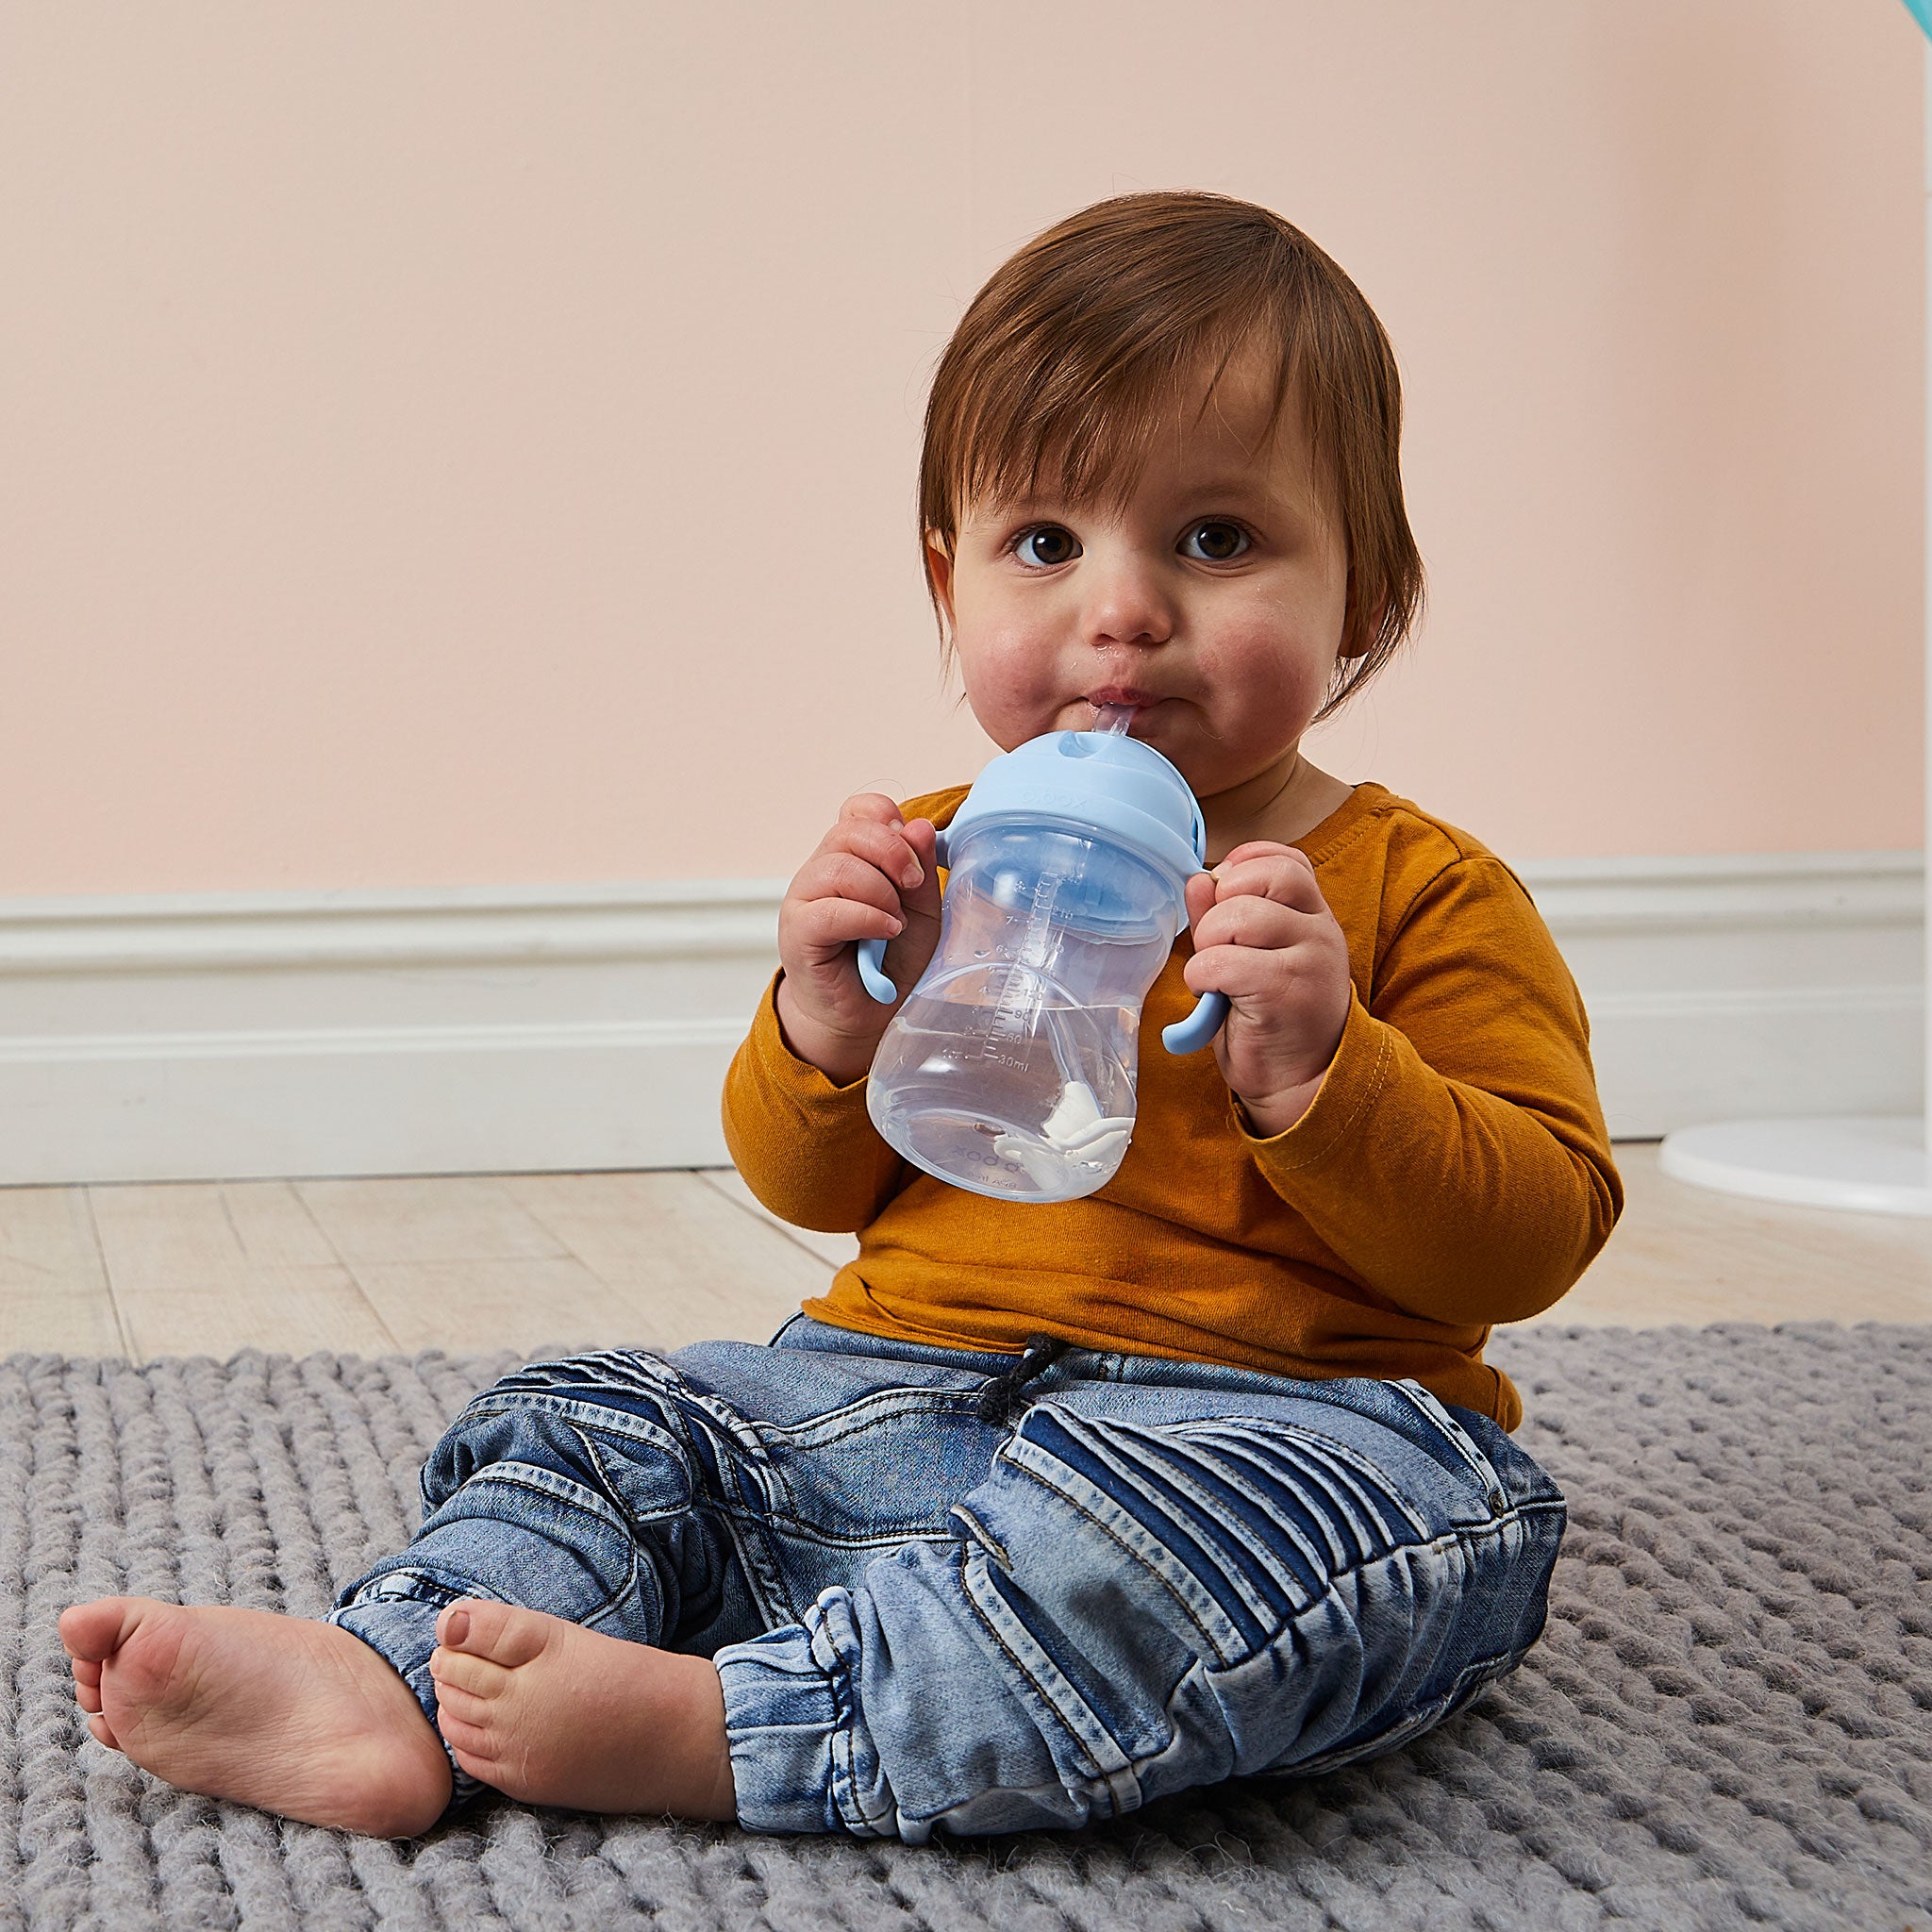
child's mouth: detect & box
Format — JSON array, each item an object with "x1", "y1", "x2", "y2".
[{"x1": 1086, "y1": 692, "x2": 1160, "y2": 729}]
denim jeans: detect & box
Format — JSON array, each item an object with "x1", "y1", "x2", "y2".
[{"x1": 328, "y1": 1317, "x2": 1564, "y2": 1840}]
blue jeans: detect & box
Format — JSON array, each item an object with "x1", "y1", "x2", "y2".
[{"x1": 328, "y1": 1318, "x2": 1564, "y2": 1840}]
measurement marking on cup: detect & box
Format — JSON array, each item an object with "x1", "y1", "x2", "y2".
[{"x1": 987, "y1": 872, "x2": 1061, "y2": 1051}]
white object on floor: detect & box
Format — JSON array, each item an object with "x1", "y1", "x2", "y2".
[{"x1": 1659, "y1": 1117, "x2": 1932, "y2": 1217}]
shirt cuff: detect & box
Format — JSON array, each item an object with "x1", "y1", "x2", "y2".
[{"x1": 1231, "y1": 987, "x2": 1393, "y2": 1176}]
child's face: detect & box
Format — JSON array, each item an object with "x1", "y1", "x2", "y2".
[{"x1": 928, "y1": 347, "x2": 1354, "y2": 808}]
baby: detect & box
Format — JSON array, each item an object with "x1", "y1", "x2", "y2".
[{"x1": 61, "y1": 191, "x2": 1622, "y2": 1841}]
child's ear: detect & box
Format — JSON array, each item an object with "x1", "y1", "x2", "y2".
[
  {"x1": 1339, "y1": 583, "x2": 1385, "y2": 660},
  {"x1": 924, "y1": 534, "x2": 957, "y2": 630},
  {"x1": 1339, "y1": 619, "x2": 1378, "y2": 660}
]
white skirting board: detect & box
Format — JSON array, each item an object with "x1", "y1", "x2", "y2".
[{"x1": 0, "y1": 854, "x2": 1919, "y2": 1185}]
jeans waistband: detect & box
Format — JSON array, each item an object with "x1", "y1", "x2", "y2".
[{"x1": 771, "y1": 1314, "x2": 1454, "y2": 1408}]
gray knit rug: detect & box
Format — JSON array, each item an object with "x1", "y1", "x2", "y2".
[{"x1": 0, "y1": 1324, "x2": 1925, "y2": 1932}]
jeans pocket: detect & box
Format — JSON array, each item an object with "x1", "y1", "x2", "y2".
[{"x1": 1387, "y1": 1378, "x2": 1514, "y2": 1514}]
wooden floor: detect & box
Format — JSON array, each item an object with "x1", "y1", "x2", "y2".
[{"x1": 1, "y1": 1143, "x2": 1927, "y2": 1363}]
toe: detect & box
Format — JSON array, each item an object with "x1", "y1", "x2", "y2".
[
  {"x1": 428, "y1": 1644, "x2": 509, "y2": 1700},
  {"x1": 435, "y1": 1598, "x2": 558, "y2": 1670},
  {"x1": 85, "y1": 1711, "x2": 121, "y2": 1751},
  {"x1": 71, "y1": 1657, "x2": 102, "y2": 1692},
  {"x1": 75, "y1": 1675, "x2": 104, "y2": 1717},
  {"x1": 436, "y1": 1708, "x2": 500, "y2": 1769},
  {"x1": 59, "y1": 1597, "x2": 145, "y2": 1664},
  {"x1": 428, "y1": 1675, "x2": 491, "y2": 1725}
]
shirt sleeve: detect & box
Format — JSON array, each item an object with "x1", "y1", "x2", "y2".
[
  {"x1": 1238, "y1": 856, "x2": 1623, "y2": 1325},
  {"x1": 719, "y1": 969, "x2": 908, "y2": 1233}
]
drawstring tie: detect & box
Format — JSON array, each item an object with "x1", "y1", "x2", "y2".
[{"x1": 975, "y1": 1333, "x2": 1071, "y2": 1424}]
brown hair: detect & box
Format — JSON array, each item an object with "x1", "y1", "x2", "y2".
[{"x1": 920, "y1": 191, "x2": 1424, "y2": 721}]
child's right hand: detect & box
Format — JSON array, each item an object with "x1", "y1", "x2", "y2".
[{"x1": 774, "y1": 793, "x2": 943, "y2": 1084}]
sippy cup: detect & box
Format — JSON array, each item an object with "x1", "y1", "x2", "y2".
[{"x1": 855, "y1": 706, "x2": 1229, "y2": 1203}]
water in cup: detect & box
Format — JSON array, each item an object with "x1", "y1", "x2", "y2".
[{"x1": 866, "y1": 822, "x2": 1178, "y2": 1200}]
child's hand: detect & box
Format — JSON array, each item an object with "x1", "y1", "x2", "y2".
[
  {"x1": 1182, "y1": 842, "x2": 1353, "y2": 1137},
  {"x1": 774, "y1": 794, "x2": 944, "y2": 1084}
]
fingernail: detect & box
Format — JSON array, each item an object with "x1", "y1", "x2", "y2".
[
  {"x1": 903, "y1": 865, "x2": 923, "y2": 889},
  {"x1": 446, "y1": 1607, "x2": 470, "y2": 1646}
]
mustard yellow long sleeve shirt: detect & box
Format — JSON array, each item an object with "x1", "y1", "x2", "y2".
[{"x1": 722, "y1": 780, "x2": 1622, "y2": 1429}]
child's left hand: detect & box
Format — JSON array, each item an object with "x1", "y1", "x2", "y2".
[{"x1": 1182, "y1": 842, "x2": 1354, "y2": 1138}]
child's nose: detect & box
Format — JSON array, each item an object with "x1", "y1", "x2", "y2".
[{"x1": 1080, "y1": 552, "x2": 1175, "y2": 649}]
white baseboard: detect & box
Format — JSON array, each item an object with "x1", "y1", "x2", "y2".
[
  {"x1": 0, "y1": 855, "x2": 1919, "y2": 1183},
  {"x1": 0, "y1": 882, "x2": 786, "y2": 1184},
  {"x1": 1519, "y1": 853, "x2": 1921, "y2": 1139}
]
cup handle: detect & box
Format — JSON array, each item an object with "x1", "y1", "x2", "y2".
[
  {"x1": 855, "y1": 825, "x2": 949, "y2": 1004},
  {"x1": 1160, "y1": 990, "x2": 1230, "y2": 1055},
  {"x1": 856, "y1": 936, "x2": 897, "y2": 1004}
]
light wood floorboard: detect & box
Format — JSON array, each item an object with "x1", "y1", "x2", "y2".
[
  {"x1": 0, "y1": 1185, "x2": 111, "y2": 1292},
  {"x1": 84, "y1": 1180, "x2": 399, "y2": 1362},
  {"x1": 693, "y1": 1168, "x2": 861, "y2": 1271},
  {"x1": 501, "y1": 1172, "x2": 838, "y2": 1349},
  {"x1": 350, "y1": 1257, "x2": 672, "y2": 1357},
  {"x1": 117, "y1": 1273, "x2": 398, "y2": 1361},
  {"x1": 0, "y1": 1188, "x2": 125, "y2": 1355},
  {"x1": 1524, "y1": 1142, "x2": 1932, "y2": 1327},
  {"x1": 295, "y1": 1177, "x2": 567, "y2": 1267},
  {"x1": 0, "y1": 1142, "x2": 1924, "y2": 1361},
  {"x1": 0, "y1": 1291, "x2": 125, "y2": 1357},
  {"x1": 91, "y1": 1182, "x2": 336, "y2": 1293}
]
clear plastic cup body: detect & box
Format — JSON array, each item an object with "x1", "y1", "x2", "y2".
[{"x1": 865, "y1": 820, "x2": 1183, "y2": 1202}]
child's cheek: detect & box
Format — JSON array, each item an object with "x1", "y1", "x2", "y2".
[
  {"x1": 963, "y1": 633, "x2": 1065, "y2": 746},
  {"x1": 1209, "y1": 622, "x2": 1332, "y2": 741}
]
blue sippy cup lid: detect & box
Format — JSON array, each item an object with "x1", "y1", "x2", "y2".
[{"x1": 943, "y1": 726, "x2": 1208, "y2": 891}]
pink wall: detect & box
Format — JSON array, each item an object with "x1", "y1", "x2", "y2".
[{"x1": 0, "y1": 1, "x2": 1921, "y2": 894}]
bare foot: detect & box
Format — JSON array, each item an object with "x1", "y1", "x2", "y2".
[
  {"x1": 428, "y1": 1600, "x2": 736, "y2": 1819},
  {"x1": 60, "y1": 1596, "x2": 451, "y2": 1838}
]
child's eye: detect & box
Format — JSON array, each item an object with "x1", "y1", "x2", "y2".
[
  {"x1": 1011, "y1": 525, "x2": 1082, "y2": 569},
  {"x1": 1178, "y1": 520, "x2": 1251, "y2": 562}
]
